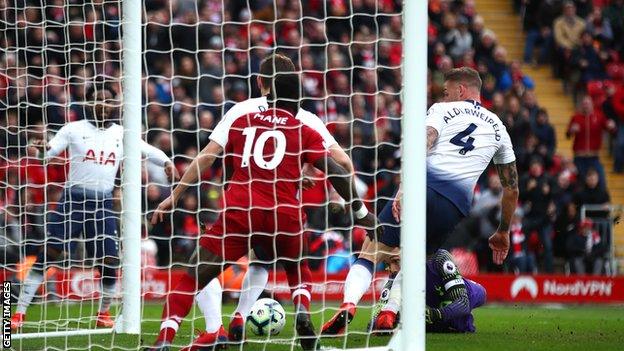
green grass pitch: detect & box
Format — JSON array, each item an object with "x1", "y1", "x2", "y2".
[{"x1": 10, "y1": 303, "x2": 624, "y2": 350}]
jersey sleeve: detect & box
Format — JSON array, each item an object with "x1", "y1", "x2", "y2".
[
  {"x1": 209, "y1": 105, "x2": 244, "y2": 148},
  {"x1": 425, "y1": 103, "x2": 446, "y2": 134},
  {"x1": 492, "y1": 130, "x2": 516, "y2": 165},
  {"x1": 302, "y1": 126, "x2": 330, "y2": 165},
  {"x1": 45, "y1": 124, "x2": 71, "y2": 159},
  {"x1": 297, "y1": 109, "x2": 337, "y2": 149},
  {"x1": 140, "y1": 139, "x2": 170, "y2": 167}
]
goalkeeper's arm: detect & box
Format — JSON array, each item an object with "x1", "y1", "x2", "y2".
[{"x1": 426, "y1": 250, "x2": 471, "y2": 326}]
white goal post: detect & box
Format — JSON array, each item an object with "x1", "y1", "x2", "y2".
[
  {"x1": 399, "y1": 0, "x2": 428, "y2": 350},
  {"x1": 119, "y1": 0, "x2": 142, "y2": 335},
  {"x1": 6, "y1": 0, "x2": 426, "y2": 349}
]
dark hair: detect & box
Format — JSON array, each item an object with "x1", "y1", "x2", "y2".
[
  {"x1": 259, "y1": 54, "x2": 300, "y2": 113},
  {"x1": 444, "y1": 67, "x2": 482, "y2": 91},
  {"x1": 87, "y1": 78, "x2": 115, "y2": 100}
]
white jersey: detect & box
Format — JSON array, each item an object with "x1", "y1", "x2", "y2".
[
  {"x1": 426, "y1": 100, "x2": 516, "y2": 215},
  {"x1": 46, "y1": 120, "x2": 170, "y2": 193},
  {"x1": 209, "y1": 96, "x2": 337, "y2": 149}
]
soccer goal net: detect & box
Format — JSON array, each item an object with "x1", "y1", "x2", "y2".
[{"x1": 1, "y1": 0, "x2": 424, "y2": 350}]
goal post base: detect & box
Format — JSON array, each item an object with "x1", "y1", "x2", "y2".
[{"x1": 12, "y1": 328, "x2": 114, "y2": 340}]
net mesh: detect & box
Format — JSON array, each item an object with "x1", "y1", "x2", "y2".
[{"x1": 1, "y1": 0, "x2": 403, "y2": 349}]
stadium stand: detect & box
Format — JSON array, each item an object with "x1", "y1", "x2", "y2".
[{"x1": 1, "y1": 0, "x2": 621, "y2": 278}]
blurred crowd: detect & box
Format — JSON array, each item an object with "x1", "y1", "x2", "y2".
[
  {"x1": 433, "y1": 0, "x2": 621, "y2": 275},
  {"x1": 0, "y1": 0, "x2": 402, "y2": 268},
  {"x1": 0, "y1": 0, "x2": 620, "y2": 276}
]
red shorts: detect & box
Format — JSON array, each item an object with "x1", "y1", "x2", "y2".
[{"x1": 200, "y1": 209, "x2": 306, "y2": 262}]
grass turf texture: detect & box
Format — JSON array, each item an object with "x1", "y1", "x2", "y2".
[{"x1": 10, "y1": 303, "x2": 624, "y2": 350}]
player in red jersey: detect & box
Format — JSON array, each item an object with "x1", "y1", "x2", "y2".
[{"x1": 149, "y1": 54, "x2": 376, "y2": 351}]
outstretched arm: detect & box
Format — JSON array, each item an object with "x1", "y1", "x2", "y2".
[
  {"x1": 313, "y1": 156, "x2": 362, "y2": 212},
  {"x1": 140, "y1": 140, "x2": 179, "y2": 182},
  {"x1": 489, "y1": 161, "x2": 519, "y2": 265},
  {"x1": 151, "y1": 140, "x2": 223, "y2": 224},
  {"x1": 313, "y1": 156, "x2": 378, "y2": 236}
]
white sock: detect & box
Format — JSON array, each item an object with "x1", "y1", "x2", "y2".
[
  {"x1": 382, "y1": 271, "x2": 401, "y2": 314},
  {"x1": 195, "y1": 278, "x2": 223, "y2": 333},
  {"x1": 99, "y1": 282, "x2": 116, "y2": 313},
  {"x1": 16, "y1": 270, "x2": 44, "y2": 314},
  {"x1": 343, "y1": 261, "x2": 373, "y2": 305},
  {"x1": 160, "y1": 319, "x2": 180, "y2": 332},
  {"x1": 234, "y1": 264, "x2": 269, "y2": 319}
]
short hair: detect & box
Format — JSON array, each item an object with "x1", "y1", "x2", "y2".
[
  {"x1": 444, "y1": 67, "x2": 482, "y2": 91},
  {"x1": 87, "y1": 78, "x2": 115, "y2": 100},
  {"x1": 259, "y1": 54, "x2": 300, "y2": 111}
]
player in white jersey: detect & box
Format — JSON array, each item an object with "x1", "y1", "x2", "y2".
[
  {"x1": 11, "y1": 86, "x2": 178, "y2": 330},
  {"x1": 191, "y1": 59, "x2": 356, "y2": 346},
  {"x1": 322, "y1": 67, "x2": 519, "y2": 335}
]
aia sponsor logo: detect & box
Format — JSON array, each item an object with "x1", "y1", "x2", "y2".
[{"x1": 83, "y1": 149, "x2": 116, "y2": 165}]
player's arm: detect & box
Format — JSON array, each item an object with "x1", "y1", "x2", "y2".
[
  {"x1": 30, "y1": 125, "x2": 71, "y2": 162},
  {"x1": 393, "y1": 125, "x2": 437, "y2": 221},
  {"x1": 140, "y1": 139, "x2": 179, "y2": 182},
  {"x1": 151, "y1": 141, "x2": 222, "y2": 224},
  {"x1": 489, "y1": 160, "x2": 519, "y2": 265},
  {"x1": 312, "y1": 156, "x2": 378, "y2": 236},
  {"x1": 425, "y1": 104, "x2": 443, "y2": 154},
  {"x1": 426, "y1": 126, "x2": 439, "y2": 153},
  {"x1": 426, "y1": 250, "x2": 471, "y2": 327},
  {"x1": 328, "y1": 144, "x2": 354, "y2": 174}
]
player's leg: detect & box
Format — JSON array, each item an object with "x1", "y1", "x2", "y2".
[
  {"x1": 228, "y1": 250, "x2": 270, "y2": 341},
  {"x1": 322, "y1": 200, "x2": 399, "y2": 336},
  {"x1": 155, "y1": 246, "x2": 229, "y2": 349},
  {"x1": 92, "y1": 195, "x2": 119, "y2": 327},
  {"x1": 194, "y1": 278, "x2": 224, "y2": 337},
  {"x1": 154, "y1": 210, "x2": 249, "y2": 348},
  {"x1": 12, "y1": 190, "x2": 77, "y2": 329},
  {"x1": 425, "y1": 187, "x2": 465, "y2": 255},
  {"x1": 195, "y1": 257, "x2": 269, "y2": 343},
  {"x1": 374, "y1": 270, "x2": 401, "y2": 332},
  {"x1": 271, "y1": 212, "x2": 318, "y2": 351}
]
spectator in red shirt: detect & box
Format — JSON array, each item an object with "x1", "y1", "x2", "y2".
[
  {"x1": 566, "y1": 95, "x2": 616, "y2": 188},
  {"x1": 510, "y1": 208, "x2": 537, "y2": 274}
]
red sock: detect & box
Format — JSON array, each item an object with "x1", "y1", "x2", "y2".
[
  {"x1": 285, "y1": 261, "x2": 312, "y2": 311},
  {"x1": 157, "y1": 273, "x2": 197, "y2": 343}
]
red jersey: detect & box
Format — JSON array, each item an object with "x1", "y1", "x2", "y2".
[
  {"x1": 567, "y1": 110, "x2": 611, "y2": 154},
  {"x1": 217, "y1": 108, "x2": 328, "y2": 216}
]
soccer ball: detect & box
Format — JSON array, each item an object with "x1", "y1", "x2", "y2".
[{"x1": 246, "y1": 298, "x2": 286, "y2": 336}]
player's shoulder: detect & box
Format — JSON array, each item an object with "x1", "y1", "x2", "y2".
[
  {"x1": 226, "y1": 96, "x2": 268, "y2": 119},
  {"x1": 108, "y1": 122, "x2": 124, "y2": 133},
  {"x1": 295, "y1": 107, "x2": 317, "y2": 121},
  {"x1": 427, "y1": 101, "x2": 450, "y2": 114},
  {"x1": 296, "y1": 108, "x2": 324, "y2": 128},
  {"x1": 60, "y1": 120, "x2": 90, "y2": 133},
  {"x1": 427, "y1": 101, "x2": 468, "y2": 116}
]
